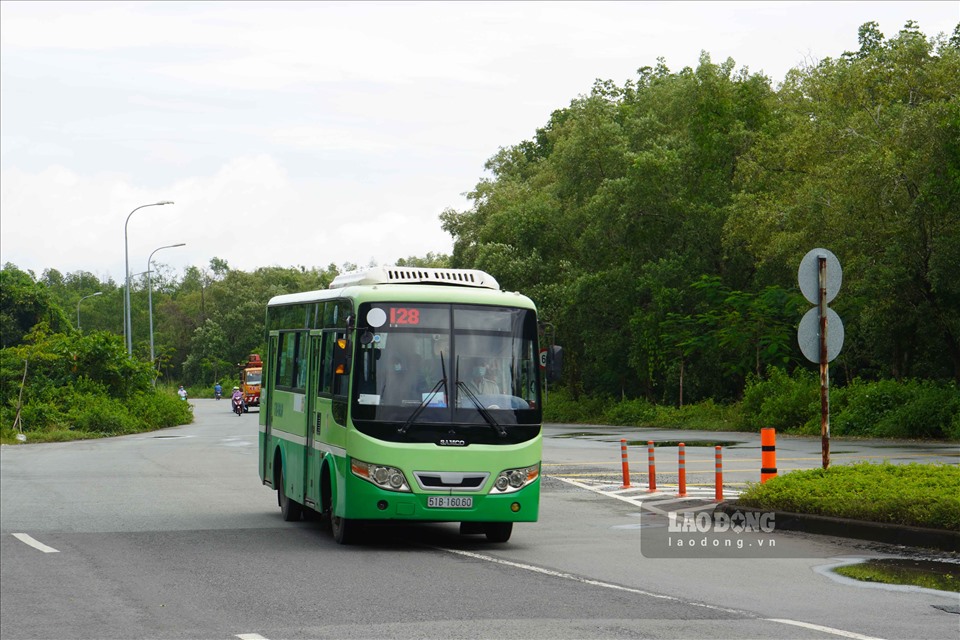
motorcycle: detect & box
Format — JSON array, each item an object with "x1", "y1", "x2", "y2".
[
  {"x1": 232, "y1": 396, "x2": 244, "y2": 416},
  {"x1": 214, "y1": 388, "x2": 222, "y2": 400}
]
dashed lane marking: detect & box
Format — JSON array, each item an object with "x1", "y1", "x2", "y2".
[{"x1": 12, "y1": 533, "x2": 59, "y2": 553}]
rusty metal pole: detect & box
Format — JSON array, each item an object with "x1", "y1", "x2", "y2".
[{"x1": 819, "y1": 255, "x2": 830, "y2": 469}]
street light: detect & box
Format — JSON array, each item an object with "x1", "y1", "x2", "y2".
[
  {"x1": 148, "y1": 242, "x2": 186, "y2": 376},
  {"x1": 76, "y1": 292, "x2": 103, "y2": 331},
  {"x1": 124, "y1": 201, "x2": 174, "y2": 356}
]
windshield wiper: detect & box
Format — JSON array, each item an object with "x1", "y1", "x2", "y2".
[
  {"x1": 456, "y1": 380, "x2": 508, "y2": 438},
  {"x1": 397, "y1": 353, "x2": 448, "y2": 435}
]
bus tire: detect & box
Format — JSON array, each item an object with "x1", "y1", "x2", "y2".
[
  {"x1": 278, "y1": 466, "x2": 302, "y2": 522},
  {"x1": 484, "y1": 522, "x2": 512, "y2": 543},
  {"x1": 332, "y1": 513, "x2": 357, "y2": 545}
]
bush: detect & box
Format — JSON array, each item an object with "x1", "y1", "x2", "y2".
[
  {"x1": 833, "y1": 379, "x2": 959, "y2": 439},
  {"x1": 740, "y1": 367, "x2": 818, "y2": 433},
  {"x1": 128, "y1": 391, "x2": 193, "y2": 430},
  {"x1": 0, "y1": 329, "x2": 194, "y2": 444},
  {"x1": 602, "y1": 397, "x2": 657, "y2": 425},
  {"x1": 69, "y1": 393, "x2": 139, "y2": 435},
  {"x1": 648, "y1": 399, "x2": 742, "y2": 431},
  {"x1": 543, "y1": 386, "x2": 610, "y2": 424},
  {"x1": 543, "y1": 375, "x2": 958, "y2": 440}
]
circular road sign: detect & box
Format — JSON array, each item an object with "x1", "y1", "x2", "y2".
[
  {"x1": 539, "y1": 348, "x2": 548, "y2": 370},
  {"x1": 797, "y1": 306, "x2": 845, "y2": 363},
  {"x1": 798, "y1": 248, "x2": 842, "y2": 305}
]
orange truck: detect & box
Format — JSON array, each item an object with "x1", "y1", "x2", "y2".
[{"x1": 240, "y1": 354, "x2": 263, "y2": 410}]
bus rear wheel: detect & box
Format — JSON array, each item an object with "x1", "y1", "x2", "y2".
[{"x1": 484, "y1": 522, "x2": 512, "y2": 543}]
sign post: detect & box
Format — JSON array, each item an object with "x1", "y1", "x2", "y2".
[
  {"x1": 798, "y1": 248, "x2": 843, "y2": 469},
  {"x1": 818, "y1": 255, "x2": 830, "y2": 469}
]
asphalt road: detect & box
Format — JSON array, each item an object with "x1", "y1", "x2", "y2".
[{"x1": 1, "y1": 400, "x2": 958, "y2": 639}]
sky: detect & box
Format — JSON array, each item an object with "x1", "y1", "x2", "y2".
[{"x1": 2, "y1": 1, "x2": 957, "y2": 284}]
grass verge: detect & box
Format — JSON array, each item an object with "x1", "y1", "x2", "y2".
[
  {"x1": 736, "y1": 462, "x2": 960, "y2": 531},
  {"x1": 834, "y1": 559, "x2": 959, "y2": 593}
]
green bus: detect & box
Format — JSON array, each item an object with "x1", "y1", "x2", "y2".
[{"x1": 258, "y1": 266, "x2": 555, "y2": 544}]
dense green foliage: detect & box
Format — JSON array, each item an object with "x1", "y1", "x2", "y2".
[
  {"x1": 3, "y1": 22, "x2": 958, "y2": 443},
  {"x1": 0, "y1": 325, "x2": 192, "y2": 442},
  {"x1": 737, "y1": 463, "x2": 960, "y2": 530},
  {"x1": 443, "y1": 21, "x2": 960, "y2": 403},
  {"x1": 545, "y1": 370, "x2": 960, "y2": 439}
]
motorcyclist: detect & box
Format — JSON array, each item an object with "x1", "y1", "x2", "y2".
[
  {"x1": 214, "y1": 382, "x2": 223, "y2": 400},
  {"x1": 231, "y1": 386, "x2": 245, "y2": 414},
  {"x1": 178, "y1": 385, "x2": 188, "y2": 401}
]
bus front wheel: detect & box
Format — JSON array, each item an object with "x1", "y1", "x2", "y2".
[
  {"x1": 332, "y1": 514, "x2": 357, "y2": 545},
  {"x1": 484, "y1": 522, "x2": 512, "y2": 543}
]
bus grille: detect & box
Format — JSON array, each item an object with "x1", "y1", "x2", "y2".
[{"x1": 413, "y1": 471, "x2": 489, "y2": 492}]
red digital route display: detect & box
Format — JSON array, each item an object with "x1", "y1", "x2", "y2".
[{"x1": 389, "y1": 307, "x2": 421, "y2": 325}]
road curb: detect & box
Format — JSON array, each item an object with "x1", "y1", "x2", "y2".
[{"x1": 716, "y1": 501, "x2": 960, "y2": 553}]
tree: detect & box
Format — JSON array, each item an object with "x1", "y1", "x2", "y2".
[
  {"x1": 727, "y1": 21, "x2": 960, "y2": 380},
  {"x1": 0, "y1": 264, "x2": 72, "y2": 347}
]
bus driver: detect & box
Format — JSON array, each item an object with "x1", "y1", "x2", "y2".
[{"x1": 467, "y1": 358, "x2": 499, "y2": 395}]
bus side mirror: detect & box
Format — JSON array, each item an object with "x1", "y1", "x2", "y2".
[
  {"x1": 546, "y1": 345, "x2": 563, "y2": 383},
  {"x1": 333, "y1": 338, "x2": 351, "y2": 375}
]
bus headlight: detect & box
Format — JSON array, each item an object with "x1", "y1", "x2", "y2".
[
  {"x1": 351, "y1": 459, "x2": 411, "y2": 492},
  {"x1": 490, "y1": 464, "x2": 539, "y2": 494}
]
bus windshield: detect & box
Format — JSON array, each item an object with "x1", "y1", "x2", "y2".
[{"x1": 351, "y1": 302, "x2": 542, "y2": 443}]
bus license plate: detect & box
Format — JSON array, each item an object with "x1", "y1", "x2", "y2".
[{"x1": 427, "y1": 496, "x2": 473, "y2": 509}]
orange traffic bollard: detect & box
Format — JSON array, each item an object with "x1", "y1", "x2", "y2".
[
  {"x1": 715, "y1": 446, "x2": 723, "y2": 502},
  {"x1": 647, "y1": 441, "x2": 656, "y2": 491},
  {"x1": 620, "y1": 439, "x2": 631, "y2": 488},
  {"x1": 761, "y1": 427, "x2": 778, "y2": 483},
  {"x1": 677, "y1": 443, "x2": 686, "y2": 497}
]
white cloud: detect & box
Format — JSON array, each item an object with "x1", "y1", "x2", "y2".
[
  {"x1": 2, "y1": 1, "x2": 956, "y2": 282},
  {"x1": 0, "y1": 155, "x2": 455, "y2": 279}
]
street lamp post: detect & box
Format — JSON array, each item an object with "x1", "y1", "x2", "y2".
[
  {"x1": 148, "y1": 243, "x2": 186, "y2": 378},
  {"x1": 76, "y1": 292, "x2": 103, "y2": 331},
  {"x1": 124, "y1": 201, "x2": 174, "y2": 356}
]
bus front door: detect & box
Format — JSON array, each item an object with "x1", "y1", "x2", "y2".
[
  {"x1": 304, "y1": 332, "x2": 324, "y2": 512},
  {"x1": 261, "y1": 334, "x2": 278, "y2": 486}
]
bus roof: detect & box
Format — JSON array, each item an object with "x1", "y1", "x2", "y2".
[
  {"x1": 330, "y1": 266, "x2": 499, "y2": 290},
  {"x1": 266, "y1": 276, "x2": 535, "y2": 311}
]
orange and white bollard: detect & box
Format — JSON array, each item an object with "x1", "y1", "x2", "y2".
[
  {"x1": 620, "y1": 439, "x2": 631, "y2": 488},
  {"x1": 715, "y1": 446, "x2": 723, "y2": 502},
  {"x1": 761, "y1": 427, "x2": 778, "y2": 483},
  {"x1": 677, "y1": 443, "x2": 687, "y2": 497},
  {"x1": 647, "y1": 441, "x2": 657, "y2": 492}
]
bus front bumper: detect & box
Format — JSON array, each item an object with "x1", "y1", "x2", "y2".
[{"x1": 343, "y1": 472, "x2": 540, "y2": 523}]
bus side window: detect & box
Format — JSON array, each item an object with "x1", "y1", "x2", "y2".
[
  {"x1": 319, "y1": 334, "x2": 334, "y2": 396},
  {"x1": 276, "y1": 332, "x2": 297, "y2": 389},
  {"x1": 293, "y1": 333, "x2": 308, "y2": 390}
]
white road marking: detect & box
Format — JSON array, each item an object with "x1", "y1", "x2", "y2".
[
  {"x1": 767, "y1": 618, "x2": 885, "y2": 639},
  {"x1": 236, "y1": 634, "x2": 269, "y2": 640},
  {"x1": 437, "y1": 547, "x2": 887, "y2": 639},
  {"x1": 551, "y1": 476, "x2": 733, "y2": 513},
  {"x1": 438, "y1": 546, "x2": 744, "y2": 614},
  {"x1": 12, "y1": 533, "x2": 59, "y2": 553}
]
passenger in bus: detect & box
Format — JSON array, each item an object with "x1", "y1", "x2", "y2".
[
  {"x1": 382, "y1": 353, "x2": 422, "y2": 405},
  {"x1": 467, "y1": 359, "x2": 500, "y2": 395}
]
